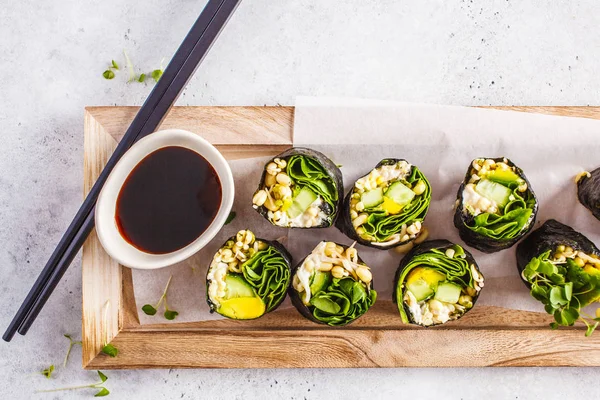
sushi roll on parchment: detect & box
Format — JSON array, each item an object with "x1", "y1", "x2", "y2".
[
  {"x1": 336, "y1": 159, "x2": 431, "y2": 249},
  {"x1": 393, "y1": 240, "x2": 483, "y2": 326},
  {"x1": 290, "y1": 241, "x2": 377, "y2": 326},
  {"x1": 576, "y1": 168, "x2": 600, "y2": 221},
  {"x1": 454, "y1": 157, "x2": 538, "y2": 253},
  {"x1": 252, "y1": 148, "x2": 343, "y2": 228},
  {"x1": 516, "y1": 220, "x2": 600, "y2": 335},
  {"x1": 206, "y1": 230, "x2": 291, "y2": 320}
]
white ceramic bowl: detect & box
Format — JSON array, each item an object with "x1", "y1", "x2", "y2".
[{"x1": 95, "y1": 129, "x2": 234, "y2": 269}]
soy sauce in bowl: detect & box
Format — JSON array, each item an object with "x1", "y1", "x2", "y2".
[{"x1": 115, "y1": 146, "x2": 222, "y2": 254}]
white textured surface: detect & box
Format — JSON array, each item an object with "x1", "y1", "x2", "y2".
[{"x1": 1, "y1": 1, "x2": 599, "y2": 399}]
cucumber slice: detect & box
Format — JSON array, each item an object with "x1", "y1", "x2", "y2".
[
  {"x1": 434, "y1": 282, "x2": 462, "y2": 304},
  {"x1": 475, "y1": 179, "x2": 511, "y2": 207},
  {"x1": 224, "y1": 274, "x2": 256, "y2": 299},
  {"x1": 287, "y1": 186, "x2": 318, "y2": 218},
  {"x1": 405, "y1": 267, "x2": 446, "y2": 302},
  {"x1": 309, "y1": 271, "x2": 331, "y2": 295},
  {"x1": 385, "y1": 181, "x2": 415, "y2": 207},
  {"x1": 361, "y1": 188, "x2": 384, "y2": 208}
]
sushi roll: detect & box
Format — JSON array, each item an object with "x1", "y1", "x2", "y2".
[
  {"x1": 252, "y1": 148, "x2": 343, "y2": 228},
  {"x1": 516, "y1": 220, "x2": 600, "y2": 335},
  {"x1": 289, "y1": 241, "x2": 377, "y2": 326},
  {"x1": 454, "y1": 157, "x2": 538, "y2": 253},
  {"x1": 336, "y1": 159, "x2": 432, "y2": 249},
  {"x1": 206, "y1": 229, "x2": 291, "y2": 320},
  {"x1": 576, "y1": 168, "x2": 600, "y2": 221},
  {"x1": 393, "y1": 240, "x2": 483, "y2": 326}
]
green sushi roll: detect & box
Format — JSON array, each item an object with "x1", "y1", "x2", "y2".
[
  {"x1": 393, "y1": 240, "x2": 483, "y2": 326},
  {"x1": 454, "y1": 157, "x2": 538, "y2": 253},
  {"x1": 289, "y1": 241, "x2": 377, "y2": 326},
  {"x1": 252, "y1": 148, "x2": 343, "y2": 228},
  {"x1": 517, "y1": 220, "x2": 600, "y2": 336},
  {"x1": 336, "y1": 159, "x2": 432, "y2": 249},
  {"x1": 206, "y1": 230, "x2": 291, "y2": 320},
  {"x1": 576, "y1": 168, "x2": 600, "y2": 221}
]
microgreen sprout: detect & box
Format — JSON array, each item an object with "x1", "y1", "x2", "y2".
[
  {"x1": 111, "y1": 60, "x2": 119, "y2": 70},
  {"x1": 138, "y1": 73, "x2": 146, "y2": 83},
  {"x1": 63, "y1": 334, "x2": 82, "y2": 367},
  {"x1": 102, "y1": 70, "x2": 115, "y2": 80},
  {"x1": 100, "y1": 300, "x2": 119, "y2": 357},
  {"x1": 40, "y1": 365, "x2": 55, "y2": 379},
  {"x1": 151, "y1": 69, "x2": 163, "y2": 82},
  {"x1": 123, "y1": 49, "x2": 135, "y2": 82},
  {"x1": 225, "y1": 211, "x2": 236, "y2": 225},
  {"x1": 37, "y1": 370, "x2": 110, "y2": 397},
  {"x1": 142, "y1": 275, "x2": 178, "y2": 320}
]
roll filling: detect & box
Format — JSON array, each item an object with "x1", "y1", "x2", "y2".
[
  {"x1": 252, "y1": 148, "x2": 343, "y2": 228},
  {"x1": 290, "y1": 241, "x2": 377, "y2": 326},
  {"x1": 337, "y1": 159, "x2": 431, "y2": 249},
  {"x1": 206, "y1": 230, "x2": 291, "y2": 320},
  {"x1": 454, "y1": 157, "x2": 538, "y2": 253},
  {"x1": 394, "y1": 240, "x2": 483, "y2": 326}
]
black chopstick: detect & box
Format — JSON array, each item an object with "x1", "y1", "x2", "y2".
[{"x1": 3, "y1": 0, "x2": 241, "y2": 342}]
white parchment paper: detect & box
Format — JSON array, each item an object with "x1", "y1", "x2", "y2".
[{"x1": 132, "y1": 97, "x2": 600, "y2": 324}]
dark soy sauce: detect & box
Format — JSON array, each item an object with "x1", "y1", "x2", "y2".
[{"x1": 116, "y1": 146, "x2": 222, "y2": 254}]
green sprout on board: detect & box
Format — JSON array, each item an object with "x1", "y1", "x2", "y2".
[
  {"x1": 142, "y1": 275, "x2": 179, "y2": 320},
  {"x1": 100, "y1": 300, "x2": 119, "y2": 357},
  {"x1": 40, "y1": 365, "x2": 55, "y2": 379},
  {"x1": 63, "y1": 334, "x2": 82, "y2": 367},
  {"x1": 37, "y1": 371, "x2": 110, "y2": 397}
]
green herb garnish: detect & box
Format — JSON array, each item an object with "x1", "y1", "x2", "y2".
[
  {"x1": 63, "y1": 334, "x2": 82, "y2": 367},
  {"x1": 142, "y1": 275, "x2": 178, "y2": 320},
  {"x1": 151, "y1": 69, "x2": 163, "y2": 82},
  {"x1": 37, "y1": 370, "x2": 110, "y2": 397},
  {"x1": 523, "y1": 249, "x2": 600, "y2": 336},
  {"x1": 225, "y1": 211, "x2": 236, "y2": 225},
  {"x1": 137, "y1": 73, "x2": 146, "y2": 83},
  {"x1": 111, "y1": 60, "x2": 119, "y2": 70},
  {"x1": 100, "y1": 301, "x2": 118, "y2": 357},
  {"x1": 40, "y1": 364, "x2": 55, "y2": 379},
  {"x1": 102, "y1": 70, "x2": 115, "y2": 80}
]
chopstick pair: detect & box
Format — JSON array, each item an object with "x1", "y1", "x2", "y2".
[{"x1": 3, "y1": 0, "x2": 242, "y2": 342}]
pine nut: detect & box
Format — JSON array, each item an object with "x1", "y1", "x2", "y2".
[
  {"x1": 445, "y1": 248, "x2": 455, "y2": 258},
  {"x1": 276, "y1": 173, "x2": 292, "y2": 186},
  {"x1": 353, "y1": 213, "x2": 368, "y2": 228},
  {"x1": 252, "y1": 190, "x2": 268, "y2": 206},
  {"x1": 356, "y1": 266, "x2": 372, "y2": 284},
  {"x1": 331, "y1": 266, "x2": 345, "y2": 279},
  {"x1": 318, "y1": 262, "x2": 333, "y2": 272},
  {"x1": 406, "y1": 224, "x2": 418, "y2": 235}
]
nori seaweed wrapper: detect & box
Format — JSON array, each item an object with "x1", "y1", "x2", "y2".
[
  {"x1": 393, "y1": 239, "x2": 483, "y2": 326},
  {"x1": 336, "y1": 159, "x2": 431, "y2": 250},
  {"x1": 253, "y1": 147, "x2": 343, "y2": 228},
  {"x1": 206, "y1": 232, "x2": 292, "y2": 320},
  {"x1": 453, "y1": 157, "x2": 538, "y2": 253},
  {"x1": 577, "y1": 167, "x2": 600, "y2": 221},
  {"x1": 289, "y1": 241, "x2": 376, "y2": 326},
  {"x1": 516, "y1": 219, "x2": 600, "y2": 280}
]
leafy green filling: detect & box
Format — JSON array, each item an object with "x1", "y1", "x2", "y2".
[
  {"x1": 360, "y1": 166, "x2": 431, "y2": 242},
  {"x1": 523, "y1": 249, "x2": 600, "y2": 336},
  {"x1": 309, "y1": 276, "x2": 377, "y2": 326},
  {"x1": 465, "y1": 174, "x2": 536, "y2": 239},
  {"x1": 286, "y1": 155, "x2": 338, "y2": 211},
  {"x1": 395, "y1": 245, "x2": 475, "y2": 323},
  {"x1": 242, "y1": 246, "x2": 290, "y2": 312}
]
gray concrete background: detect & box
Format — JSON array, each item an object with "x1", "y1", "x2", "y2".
[{"x1": 1, "y1": 0, "x2": 599, "y2": 399}]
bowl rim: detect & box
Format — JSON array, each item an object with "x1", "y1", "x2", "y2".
[{"x1": 95, "y1": 128, "x2": 234, "y2": 269}]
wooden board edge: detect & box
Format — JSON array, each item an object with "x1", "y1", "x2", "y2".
[
  {"x1": 83, "y1": 327, "x2": 600, "y2": 369},
  {"x1": 82, "y1": 110, "x2": 127, "y2": 368}
]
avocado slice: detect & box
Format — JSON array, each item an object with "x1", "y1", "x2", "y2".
[
  {"x1": 487, "y1": 169, "x2": 521, "y2": 186},
  {"x1": 475, "y1": 179, "x2": 511, "y2": 207},
  {"x1": 287, "y1": 186, "x2": 318, "y2": 218},
  {"x1": 405, "y1": 267, "x2": 446, "y2": 302},
  {"x1": 218, "y1": 274, "x2": 266, "y2": 319},
  {"x1": 361, "y1": 187, "x2": 384, "y2": 209},
  {"x1": 434, "y1": 282, "x2": 462, "y2": 304},
  {"x1": 309, "y1": 271, "x2": 331, "y2": 295},
  {"x1": 385, "y1": 181, "x2": 415, "y2": 207}
]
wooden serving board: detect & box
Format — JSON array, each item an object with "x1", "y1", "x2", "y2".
[{"x1": 82, "y1": 106, "x2": 600, "y2": 369}]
